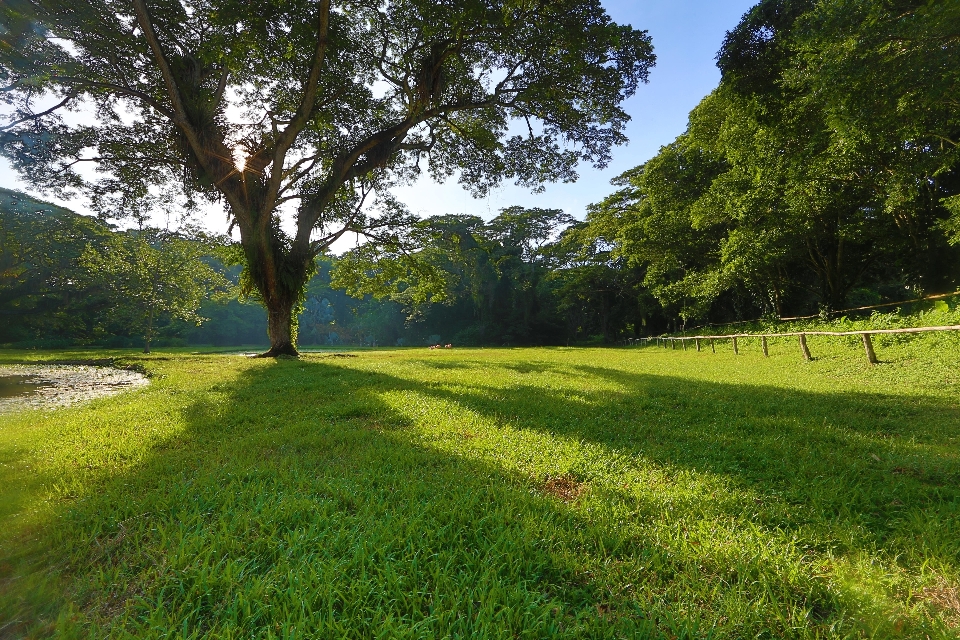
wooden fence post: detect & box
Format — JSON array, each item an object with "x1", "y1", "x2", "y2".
[
  {"x1": 761, "y1": 336, "x2": 769, "y2": 357},
  {"x1": 799, "y1": 333, "x2": 812, "y2": 361},
  {"x1": 861, "y1": 333, "x2": 878, "y2": 365},
  {"x1": 682, "y1": 338, "x2": 687, "y2": 351},
  {"x1": 711, "y1": 338, "x2": 716, "y2": 353},
  {"x1": 732, "y1": 336, "x2": 739, "y2": 355},
  {"x1": 695, "y1": 338, "x2": 701, "y2": 352},
  {"x1": 671, "y1": 339, "x2": 676, "y2": 350}
]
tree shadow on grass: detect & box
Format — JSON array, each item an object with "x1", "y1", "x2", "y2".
[
  {"x1": 411, "y1": 357, "x2": 960, "y2": 563},
  {"x1": 4, "y1": 355, "x2": 959, "y2": 639}
]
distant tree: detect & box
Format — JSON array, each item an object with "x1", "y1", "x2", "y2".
[
  {"x1": 547, "y1": 220, "x2": 654, "y2": 342},
  {"x1": 334, "y1": 207, "x2": 578, "y2": 344},
  {"x1": 0, "y1": 188, "x2": 113, "y2": 343},
  {"x1": 1, "y1": 0, "x2": 655, "y2": 356},
  {"x1": 79, "y1": 230, "x2": 229, "y2": 352}
]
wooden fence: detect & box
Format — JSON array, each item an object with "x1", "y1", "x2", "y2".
[
  {"x1": 626, "y1": 325, "x2": 960, "y2": 365},
  {"x1": 680, "y1": 290, "x2": 960, "y2": 333}
]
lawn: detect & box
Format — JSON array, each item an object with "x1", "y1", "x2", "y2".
[{"x1": 1, "y1": 336, "x2": 958, "y2": 638}]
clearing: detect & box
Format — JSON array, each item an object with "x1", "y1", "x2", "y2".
[{"x1": 1, "y1": 338, "x2": 958, "y2": 638}]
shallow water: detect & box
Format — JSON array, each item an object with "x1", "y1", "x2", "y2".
[
  {"x1": 0, "y1": 365, "x2": 150, "y2": 413},
  {"x1": 0, "y1": 375, "x2": 48, "y2": 399}
]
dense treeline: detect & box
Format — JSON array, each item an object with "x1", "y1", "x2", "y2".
[
  {"x1": 1, "y1": 188, "x2": 110, "y2": 346},
  {"x1": 582, "y1": 0, "x2": 960, "y2": 323},
  {"x1": 331, "y1": 206, "x2": 661, "y2": 345},
  {"x1": 3, "y1": 190, "x2": 647, "y2": 348},
  {"x1": 0, "y1": 188, "x2": 239, "y2": 349}
]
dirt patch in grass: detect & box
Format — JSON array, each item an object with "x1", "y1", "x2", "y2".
[
  {"x1": 541, "y1": 475, "x2": 585, "y2": 502},
  {"x1": 921, "y1": 578, "x2": 960, "y2": 627}
]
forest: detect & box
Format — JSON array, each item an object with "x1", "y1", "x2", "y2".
[
  {"x1": 3, "y1": 0, "x2": 958, "y2": 349},
  {"x1": 1, "y1": 188, "x2": 650, "y2": 347},
  {"x1": 583, "y1": 0, "x2": 960, "y2": 323}
]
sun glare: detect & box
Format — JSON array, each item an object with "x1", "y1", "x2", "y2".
[{"x1": 233, "y1": 148, "x2": 247, "y2": 173}]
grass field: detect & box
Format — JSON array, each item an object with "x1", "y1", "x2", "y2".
[{"x1": 1, "y1": 335, "x2": 959, "y2": 638}]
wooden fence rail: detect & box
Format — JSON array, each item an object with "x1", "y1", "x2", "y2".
[
  {"x1": 680, "y1": 290, "x2": 960, "y2": 332},
  {"x1": 623, "y1": 325, "x2": 960, "y2": 365}
]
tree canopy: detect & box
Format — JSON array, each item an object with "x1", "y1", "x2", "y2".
[
  {"x1": 1, "y1": 191, "x2": 655, "y2": 349},
  {"x1": 0, "y1": 188, "x2": 239, "y2": 347},
  {"x1": 0, "y1": 0, "x2": 655, "y2": 355},
  {"x1": 79, "y1": 228, "x2": 230, "y2": 352},
  {"x1": 0, "y1": 187, "x2": 113, "y2": 342},
  {"x1": 582, "y1": 0, "x2": 960, "y2": 323}
]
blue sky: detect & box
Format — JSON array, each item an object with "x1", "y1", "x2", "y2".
[{"x1": 0, "y1": 0, "x2": 758, "y2": 230}]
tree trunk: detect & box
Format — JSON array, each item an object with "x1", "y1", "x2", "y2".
[
  {"x1": 263, "y1": 298, "x2": 299, "y2": 357},
  {"x1": 246, "y1": 237, "x2": 312, "y2": 358},
  {"x1": 143, "y1": 303, "x2": 155, "y2": 354}
]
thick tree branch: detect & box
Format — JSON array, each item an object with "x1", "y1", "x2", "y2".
[
  {"x1": 309, "y1": 186, "x2": 373, "y2": 254},
  {"x1": 261, "y1": 0, "x2": 331, "y2": 230},
  {"x1": 131, "y1": 0, "x2": 196, "y2": 134},
  {"x1": 213, "y1": 65, "x2": 229, "y2": 108},
  {"x1": 293, "y1": 90, "x2": 514, "y2": 252},
  {"x1": 132, "y1": 0, "x2": 247, "y2": 226}
]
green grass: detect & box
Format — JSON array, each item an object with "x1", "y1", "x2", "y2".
[{"x1": 1, "y1": 338, "x2": 958, "y2": 638}]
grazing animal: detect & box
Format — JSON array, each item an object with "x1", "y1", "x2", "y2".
[{"x1": 445, "y1": 344, "x2": 452, "y2": 348}]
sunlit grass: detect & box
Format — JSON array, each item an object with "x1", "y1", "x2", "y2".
[{"x1": 1, "y1": 338, "x2": 958, "y2": 638}]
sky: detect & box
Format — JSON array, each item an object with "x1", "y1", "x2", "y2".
[{"x1": 0, "y1": 0, "x2": 758, "y2": 234}]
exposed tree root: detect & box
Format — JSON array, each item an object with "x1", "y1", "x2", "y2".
[{"x1": 256, "y1": 343, "x2": 300, "y2": 358}]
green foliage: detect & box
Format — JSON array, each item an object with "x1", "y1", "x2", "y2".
[
  {"x1": 186, "y1": 297, "x2": 269, "y2": 347},
  {"x1": 331, "y1": 206, "x2": 647, "y2": 345},
  {"x1": 545, "y1": 221, "x2": 657, "y2": 342},
  {"x1": 0, "y1": 191, "x2": 652, "y2": 349},
  {"x1": 2, "y1": 342, "x2": 959, "y2": 637},
  {"x1": 941, "y1": 195, "x2": 960, "y2": 246},
  {"x1": 0, "y1": 188, "x2": 113, "y2": 344},
  {"x1": 78, "y1": 230, "x2": 231, "y2": 352},
  {"x1": 585, "y1": 0, "x2": 960, "y2": 325},
  {"x1": 0, "y1": 188, "x2": 268, "y2": 348}
]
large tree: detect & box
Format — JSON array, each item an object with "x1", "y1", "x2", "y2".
[{"x1": 0, "y1": 0, "x2": 654, "y2": 355}]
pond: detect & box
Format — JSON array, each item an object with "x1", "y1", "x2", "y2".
[
  {"x1": 0, "y1": 375, "x2": 49, "y2": 399},
  {"x1": 0, "y1": 365, "x2": 149, "y2": 412}
]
